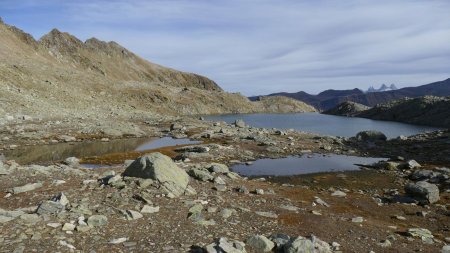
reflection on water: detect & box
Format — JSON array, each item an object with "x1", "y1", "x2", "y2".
[
  {"x1": 206, "y1": 112, "x2": 441, "y2": 138},
  {"x1": 135, "y1": 137, "x2": 201, "y2": 151},
  {"x1": 4, "y1": 137, "x2": 200, "y2": 165},
  {"x1": 231, "y1": 153, "x2": 386, "y2": 176}
]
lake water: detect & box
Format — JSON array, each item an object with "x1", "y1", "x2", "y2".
[
  {"x1": 4, "y1": 137, "x2": 200, "y2": 164},
  {"x1": 232, "y1": 154, "x2": 386, "y2": 176},
  {"x1": 206, "y1": 113, "x2": 440, "y2": 138}
]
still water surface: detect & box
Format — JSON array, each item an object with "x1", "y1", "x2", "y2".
[
  {"x1": 206, "y1": 112, "x2": 440, "y2": 138},
  {"x1": 232, "y1": 154, "x2": 386, "y2": 176},
  {"x1": 4, "y1": 137, "x2": 199, "y2": 164}
]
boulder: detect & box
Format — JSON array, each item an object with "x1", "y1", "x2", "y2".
[
  {"x1": 187, "y1": 168, "x2": 214, "y2": 182},
  {"x1": 123, "y1": 153, "x2": 189, "y2": 197},
  {"x1": 355, "y1": 130, "x2": 387, "y2": 142},
  {"x1": 405, "y1": 181, "x2": 440, "y2": 204},
  {"x1": 63, "y1": 157, "x2": 80, "y2": 167},
  {"x1": 0, "y1": 160, "x2": 10, "y2": 175},
  {"x1": 208, "y1": 163, "x2": 230, "y2": 173},
  {"x1": 204, "y1": 237, "x2": 247, "y2": 253},
  {"x1": 401, "y1": 160, "x2": 421, "y2": 170},
  {"x1": 234, "y1": 119, "x2": 246, "y2": 128},
  {"x1": 36, "y1": 201, "x2": 65, "y2": 215},
  {"x1": 246, "y1": 235, "x2": 274, "y2": 252},
  {"x1": 87, "y1": 215, "x2": 108, "y2": 227},
  {"x1": 11, "y1": 182, "x2": 43, "y2": 194},
  {"x1": 284, "y1": 236, "x2": 332, "y2": 253}
]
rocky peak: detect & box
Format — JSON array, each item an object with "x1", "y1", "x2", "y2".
[
  {"x1": 39, "y1": 28, "x2": 84, "y2": 54},
  {"x1": 0, "y1": 20, "x2": 39, "y2": 49},
  {"x1": 85, "y1": 37, "x2": 132, "y2": 58}
]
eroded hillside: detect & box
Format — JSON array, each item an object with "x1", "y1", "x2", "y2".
[{"x1": 0, "y1": 18, "x2": 315, "y2": 121}]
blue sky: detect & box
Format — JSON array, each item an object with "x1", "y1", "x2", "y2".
[{"x1": 1, "y1": 0, "x2": 450, "y2": 95}]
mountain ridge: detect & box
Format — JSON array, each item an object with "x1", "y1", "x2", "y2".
[
  {"x1": 250, "y1": 78, "x2": 450, "y2": 111},
  {"x1": 0, "y1": 18, "x2": 316, "y2": 119}
]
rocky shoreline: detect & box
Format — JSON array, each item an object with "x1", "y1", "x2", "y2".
[{"x1": 0, "y1": 117, "x2": 449, "y2": 253}]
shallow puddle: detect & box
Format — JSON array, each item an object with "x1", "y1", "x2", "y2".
[
  {"x1": 4, "y1": 137, "x2": 200, "y2": 165},
  {"x1": 232, "y1": 153, "x2": 386, "y2": 176},
  {"x1": 134, "y1": 137, "x2": 201, "y2": 151}
]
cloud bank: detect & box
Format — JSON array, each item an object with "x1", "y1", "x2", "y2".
[{"x1": 1, "y1": 0, "x2": 450, "y2": 94}]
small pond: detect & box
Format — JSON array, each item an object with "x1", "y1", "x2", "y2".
[
  {"x1": 4, "y1": 137, "x2": 200, "y2": 165},
  {"x1": 231, "y1": 153, "x2": 386, "y2": 176}
]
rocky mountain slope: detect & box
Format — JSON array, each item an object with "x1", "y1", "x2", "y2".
[
  {"x1": 323, "y1": 101, "x2": 370, "y2": 117},
  {"x1": 250, "y1": 78, "x2": 450, "y2": 111},
  {"x1": 0, "y1": 18, "x2": 315, "y2": 121},
  {"x1": 324, "y1": 96, "x2": 450, "y2": 128}
]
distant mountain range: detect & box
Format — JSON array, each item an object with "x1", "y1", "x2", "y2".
[
  {"x1": 249, "y1": 78, "x2": 450, "y2": 111},
  {"x1": 367, "y1": 84, "x2": 398, "y2": 93}
]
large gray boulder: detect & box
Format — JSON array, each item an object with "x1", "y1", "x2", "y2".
[
  {"x1": 355, "y1": 130, "x2": 387, "y2": 142},
  {"x1": 0, "y1": 160, "x2": 9, "y2": 175},
  {"x1": 246, "y1": 235, "x2": 274, "y2": 252},
  {"x1": 405, "y1": 181, "x2": 440, "y2": 204},
  {"x1": 284, "y1": 236, "x2": 332, "y2": 253},
  {"x1": 204, "y1": 237, "x2": 247, "y2": 253},
  {"x1": 123, "y1": 153, "x2": 189, "y2": 197}
]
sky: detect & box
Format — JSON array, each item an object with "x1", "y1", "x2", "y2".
[{"x1": 1, "y1": 0, "x2": 450, "y2": 95}]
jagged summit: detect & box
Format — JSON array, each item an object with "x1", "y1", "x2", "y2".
[{"x1": 367, "y1": 83, "x2": 398, "y2": 93}]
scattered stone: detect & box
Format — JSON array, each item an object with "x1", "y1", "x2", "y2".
[
  {"x1": 122, "y1": 210, "x2": 143, "y2": 220},
  {"x1": 378, "y1": 239, "x2": 392, "y2": 248},
  {"x1": 356, "y1": 130, "x2": 387, "y2": 142},
  {"x1": 51, "y1": 192, "x2": 70, "y2": 206},
  {"x1": 331, "y1": 190, "x2": 347, "y2": 197},
  {"x1": 109, "y1": 238, "x2": 128, "y2": 244},
  {"x1": 59, "y1": 240, "x2": 76, "y2": 250},
  {"x1": 284, "y1": 236, "x2": 332, "y2": 253},
  {"x1": 208, "y1": 163, "x2": 230, "y2": 173},
  {"x1": 270, "y1": 234, "x2": 290, "y2": 248},
  {"x1": 234, "y1": 119, "x2": 246, "y2": 128},
  {"x1": 19, "y1": 213, "x2": 41, "y2": 224},
  {"x1": 204, "y1": 237, "x2": 246, "y2": 253},
  {"x1": 405, "y1": 181, "x2": 440, "y2": 204},
  {"x1": 236, "y1": 186, "x2": 250, "y2": 194},
  {"x1": 188, "y1": 168, "x2": 214, "y2": 182},
  {"x1": 351, "y1": 217, "x2": 364, "y2": 223},
  {"x1": 213, "y1": 176, "x2": 226, "y2": 185},
  {"x1": 246, "y1": 235, "x2": 274, "y2": 252},
  {"x1": 36, "y1": 201, "x2": 65, "y2": 215},
  {"x1": 62, "y1": 223, "x2": 76, "y2": 231},
  {"x1": 314, "y1": 197, "x2": 330, "y2": 207},
  {"x1": 441, "y1": 245, "x2": 450, "y2": 253},
  {"x1": 280, "y1": 204, "x2": 299, "y2": 212},
  {"x1": 402, "y1": 160, "x2": 421, "y2": 170},
  {"x1": 213, "y1": 184, "x2": 227, "y2": 192},
  {"x1": 47, "y1": 222, "x2": 61, "y2": 228},
  {"x1": 87, "y1": 215, "x2": 108, "y2": 227},
  {"x1": 123, "y1": 153, "x2": 189, "y2": 197},
  {"x1": 11, "y1": 182, "x2": 43, "y2": 194},
  {"x1": 220, "y1": 208, "x2": 236, "y2": 219},
  {"x1": 64, "y1": 157, "x2": 80, "y2": 167},
  {"x1": 141, "y1": 205, "x2": 160, "y2": 214},
  {"x1": 255, "y1": 211, "x2": 278, "y2": 218},
  {"x1": 408, "y1": 228, "x2": 434, "y2": 241},
  {"x1": 255, "y1": 189, "x2": 264, "y2": 195}
]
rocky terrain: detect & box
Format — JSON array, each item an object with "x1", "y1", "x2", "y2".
[
  {"x1": 250, "y1": 78, "x2": 450, "y2": 111},
  {"x1": 324, "y1": 96, "x2": 450, "y2": 128},
  {"x1": 0, "y1": 116, "x2": 449, "y2": 253},
  {"x1": 0, "y1": 18, "x2": 314, "y2": 122},
  {"x1": 0, "y1": 18, "x2": 449, "y2": 253},
  {"x1": 322, "y1": 101, "x2": 370, "y2": 117}
]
